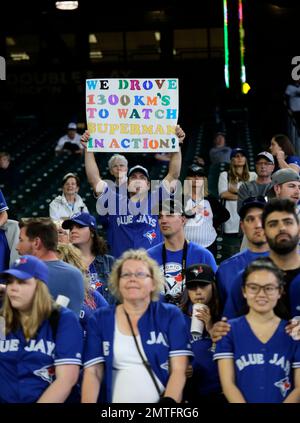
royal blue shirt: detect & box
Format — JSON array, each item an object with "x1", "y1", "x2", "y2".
[
  {"x1": 0, "y1": 307, "x2": 83, "y2": 403},
  {"x1": 214, "y1": 316, "x2": 300, "y2": 403},
  {"x1": 79, "y1": 290, "x2": 108, "y2": 335},
  {"x1": 96, "y1": 181, "x2": 173, "y2": 258},
  {"x1": 83, "y1": 301, "x2": 193, "y2": 403},
  {"x1": 216, "y1": 249, "x2": 269, "y2": 307},
  {"x1": 148, "y1": 241, "x2": 217, "y2": 299}
]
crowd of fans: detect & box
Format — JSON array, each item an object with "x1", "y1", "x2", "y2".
[{"x1": 0, "y1": 119, "x2": 300, "y2": 404}]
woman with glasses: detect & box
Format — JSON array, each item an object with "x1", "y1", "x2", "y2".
[
  {"x1": 214, "y1": 257, "x2": 300, "y2": 403},
  {"x1": 81, "y1": 249, "x2": 192, "y2": 403}
]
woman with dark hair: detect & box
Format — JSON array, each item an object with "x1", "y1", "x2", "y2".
[
  {"x1": 269, "y1": 134, "x2": 300, "y2": 173},
  {"x1": 62, "y1": 212, "x2": 115, "y2": 304},
  {"x1": 214, "y1": 257, "x2": 300, "y2": 403},
  {"x1": 180, "y1": 264, "x2": 224, "y2": 403}
]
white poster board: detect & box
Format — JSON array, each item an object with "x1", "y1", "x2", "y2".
[{"x1": 86, "y1": 78, "x2": 179, "y2": 152}]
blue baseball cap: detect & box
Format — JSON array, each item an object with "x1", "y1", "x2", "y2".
[
  {"x1": 230, "y1": 147, "x2": 246, "y2": 159},
  {"x1": 62, "y1": 212, "x2": 97, "y2": 230},
  {"x1": 238, "y1": 196, "x2": 267, "y2": 219},
  {"x1": 0, "y1": 255, "x2": 49, "y2": 285}
]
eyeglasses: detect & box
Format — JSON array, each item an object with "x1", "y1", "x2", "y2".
[
  {"x1": 245, "y1": 283, "x2": 280, "y2": 296},
  {"x1": 120, "y1": 271, "x2": 151, "y2": 280}
]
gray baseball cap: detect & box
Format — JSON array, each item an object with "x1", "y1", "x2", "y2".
[{"x1": 271, "y1": 168, "x2": 300, "y2": 186}]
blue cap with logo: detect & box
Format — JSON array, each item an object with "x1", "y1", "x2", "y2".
[
  {"x1": 62, "y1": 212, "x2": 97, "y2": 230},
  {"x1": 0, "y1": 255, "x2": 49, "y2": 285}
]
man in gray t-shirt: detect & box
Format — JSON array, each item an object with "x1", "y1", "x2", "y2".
[{"x1": 16, "y1": 218, "x2": 84, "y2": 316}]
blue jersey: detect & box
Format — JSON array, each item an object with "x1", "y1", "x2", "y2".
[
  {"x1": 287, "y1": 155, "x2": 300, "y2": 169},
  {"x1": 0, "y1": 307, "x2": 83, "y2": 403},
  {"x1": 83, "y1": 301, "x2": 193, "y2": 403},
  {"x1": 148, "y1": 241, "x2": 217, "y2": 298},
  {"x1": 216, "y1": 249, "x2": 269, "y2": 306},
  {"x1": 214, "y1": 316, "x2": 300, "y2": 403},
  {"x1": 88, "y1": 254, "x2": 115, "y2": 304},
  {"x1": 79, "y1": 290, "x2": 108, "y2": 335},
  {"x1": 0, "y1": 190, "x2": 8, "y2": 213},
  {"x1": 183, "y1": 314, "x2": 221, "y2": 396},
  {"x1": 96, "y1": 182, "x2": 173, "y2": 258},
  {"x1": 224, "y1": 267, "x2": 300, "y2": 319}
]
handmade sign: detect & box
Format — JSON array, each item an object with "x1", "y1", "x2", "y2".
[{"x1": 86, "y1": 78, "x2": 179, "y2": 152}]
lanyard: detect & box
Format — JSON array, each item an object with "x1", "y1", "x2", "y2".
[{"x1": 162, "y1": 240, "x2": 188, "y2": 294}]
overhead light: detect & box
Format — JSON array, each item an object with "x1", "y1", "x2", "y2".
[
  {"x1": 55, "y1": 1, "x2": 78, "y2": 10},
  {"x1": 154, "y1": 32, "x2": 161, "y2": 42},
  {"x1": 89, "y1": 34, "x2": 98, "y2": 44}
]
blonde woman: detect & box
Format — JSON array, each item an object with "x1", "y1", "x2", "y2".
[
  {"x1": 57, "y1": 243, "x2": 108, "y2": 334},
  {"x1": 0, "y1": 255, "x2": 83, "y2": 403},
  {"x1": 82, "y1": 249, "x2": 192, "y2": 403},
  {"x1": 218, "y1": 148, "x2": 256, "y2": 256}
]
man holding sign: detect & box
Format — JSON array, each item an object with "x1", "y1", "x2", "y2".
[{"x1": 81, "y1": 124, "x2": 185, "y2": 258}]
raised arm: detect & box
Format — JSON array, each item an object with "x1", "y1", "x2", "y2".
[
  {"x1": 81, "y1": 131, "x2": 106, "y2": 196},
  {"x1": 163, "y1": 125, "x2": 185, "y2": 188}
]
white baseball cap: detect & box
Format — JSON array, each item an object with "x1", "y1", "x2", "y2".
[
  {"x1": 67, "y1": 122, "x2": 77, "y2": 130},
  {"x1": 256, "y1": 151, "x2": 274, "y2": 164}
]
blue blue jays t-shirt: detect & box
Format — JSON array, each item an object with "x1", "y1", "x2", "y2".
[
  {"x1": 214, "y1": 316, "x2": 300, "y2": 403},
  {"x1": 96, "y1": 181, "x2": 172, "y2": 258},
  {"x1": 148, "y1": 241, "x2": 217, "y2": 298}
]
